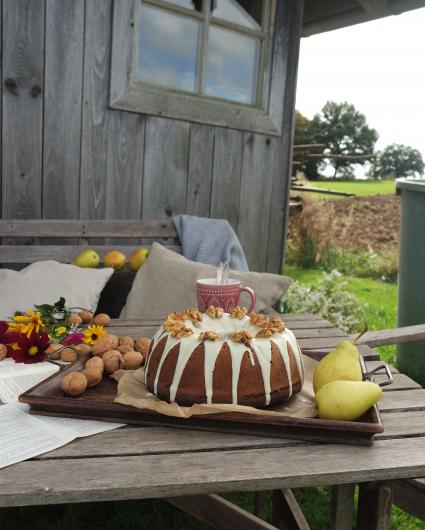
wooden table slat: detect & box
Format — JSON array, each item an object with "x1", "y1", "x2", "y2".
[{"x1": 3, "y1": 437, "x2": 425, "y2": 508}]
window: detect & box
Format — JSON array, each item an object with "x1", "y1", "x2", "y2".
[{"x1": 110, "y1": 0, "x2": 285, "y2": 135}]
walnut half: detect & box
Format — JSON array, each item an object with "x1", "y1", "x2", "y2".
[
  {"x1": 199, "y1": 331, "x2": 220, "y2": 341},
  {"x1": 206, "y1": 306, "x2": 224, "y2": 318},
  {"x1": 231, "y1": 330, "x2": 253, "y2": 343},
  {"x1": 230, "y1": 306, "x2": 248, "y2": 319}
]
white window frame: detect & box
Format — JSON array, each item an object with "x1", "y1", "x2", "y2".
[{"x1": 110, "y1": 0, "x2": 285, "y2": 135}]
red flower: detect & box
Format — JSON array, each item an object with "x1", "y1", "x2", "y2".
[
  {"x1": 62, "y1": 332, "x2": 84, "y2": 346},
  {"x1": 10, "y1": 330, "x2": 50, "y2": 364},
  {"x1": 0, "y1": 321, "x2": 19, "y2": 357}
]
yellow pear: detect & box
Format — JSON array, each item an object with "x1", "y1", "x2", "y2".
[
  {"x1": 104, "y1": 250, "x2": 126, "y2": 271},
  {"x1": 313, "y1": 339, "x2": 362, "y2": 393},
  {"x1": 315, "y1": 380, "x2": 382, "y2": 421},
  {"x1": 72, "y1": 249, "x2": 100, "y2": 268},
  {"x1": 129, "y1": 247, "x2": 149, "y2": 271}
]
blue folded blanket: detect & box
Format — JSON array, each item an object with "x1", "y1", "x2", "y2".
[{"x1": 172, "y1": 215, "x2": 249, "y2": 272}]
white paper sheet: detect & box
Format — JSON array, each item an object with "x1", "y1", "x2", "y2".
[
  {"x1": 0, "y1": 359, "x2": 59, "y2": 403},
  {"x1": 0, "y1": 403, "x2": 125, "y2": 469}
]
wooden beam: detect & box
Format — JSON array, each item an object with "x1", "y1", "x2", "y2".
[
  {"x1": 330, "y1": 484, "x2": 355, "y2": 530},
  {"x1": 167, "y1": 494, "x2": 279, "y2": 530},
  {"x1": 352, "y1": 325, "x2": 425, "y2": 347},
  {"x1": 272, "y1": 489, "x2": 310, "y2": 530},
  {"x1": 356, "y1": 481, "x2": 394, "y2": 530}
]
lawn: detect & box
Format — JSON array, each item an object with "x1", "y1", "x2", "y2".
[
  {"x1": 305, "y1": 179, "x2": 396, "y2": 199},
  {"x1": 284, "y1": 264, "x2": 397, "y2": 363}
]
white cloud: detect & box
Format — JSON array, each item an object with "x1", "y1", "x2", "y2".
[{"x1": 296, "y1": 7, "x2": 425, "y2": 159}]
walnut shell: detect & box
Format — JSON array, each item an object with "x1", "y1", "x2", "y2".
[
  {"x1": 78, "y1": 310, "x2": 94, "y2": 324},
  {"x1": 119, "y1": 336, "x2": 134, "y2": 348},
  {"x1": 123, "y1": 350, "x2": 144, "y2": 370},
  {"x1": 92, "y1": 334, "x2": 119, "y2": 356},
  {"x1": 66, "y1": 313, "x2": 83, "y2": 326},
  {"x1": 46, "y1": 343, "x2": 63, "y2": 360},
  {"x1": 85, "y1": 356, "x2": 104, "y2": 374},
  {"x1": 75, "y1": 343, "x2": 92, "y2": 354},
  {"x1": 61, "y1": 372, "x2": 87, "y2": 396},
  {"x1": 134, "y1": 337, "x2": 151, "y2": 356},
  {"x1": 81, "y1": 367, "x2": 102, "y2": 387},
  {"x1": 60, "y1": 347, "x2": 78, "y2": 363},
  {"x1": 0, "y1": 343, "x2": 7, "y2": 361},
  {"x1": 117, "y1": 344, "x2": 133, "y2": 355},
  {"x1": 102, "y1": 350, "x2": 124, "y2": 374},
  {"x1": 92, "y1": 313, "x2": 111, "y2": 327}
]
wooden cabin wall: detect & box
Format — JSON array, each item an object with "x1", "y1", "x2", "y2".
[{"x1": 0, "y1": 0, "x2": 303, "y2": 273}]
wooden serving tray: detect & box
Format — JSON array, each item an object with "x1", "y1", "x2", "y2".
[{"x1": 19, "y1": 354, "x2": 384, "y2": 446}]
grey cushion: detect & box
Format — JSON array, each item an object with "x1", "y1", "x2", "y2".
[{"x1": 120, "y1": 243, "x2": 291, "y2": 320}]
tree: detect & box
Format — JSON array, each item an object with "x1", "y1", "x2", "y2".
[
  {"x1": 312, "y1": 101, "x2": 379, "y2": 179},
  {"x1": 374, "y1": 144, "x2": 424, "y2": 179},
  {"x1": 293, "y1": 111, "x2": 323, "y2": 180}
]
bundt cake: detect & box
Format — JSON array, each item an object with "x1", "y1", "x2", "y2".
[{"x1": 145, "y1": 306, "x2": 304, "y2": 408}]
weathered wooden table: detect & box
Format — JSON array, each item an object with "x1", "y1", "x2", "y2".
[{"x1": 2, "y1": 313, "x2": 425, "y2": 530}]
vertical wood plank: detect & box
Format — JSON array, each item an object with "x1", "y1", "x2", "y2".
[
  {"x1": 43, "y1": 0, "x2": 84, "y2": 220},
  {"x1": 2, "y1": 0, "x2": 44, "y2": 222},
  {"x1": 330, "y1": 484, "x2": 355, "y2": 530},
  {"x1": 79, "y1": 0, "x2": 112, "y2": 220},
  {"x1": 356, "y1": 481, "x2": 394, "y2": 530},
  {"x1": 186, "y1": 123, "x2": 214, "y2": 217},
  {"x1": 105, "y1": 112, "x2": 145, "y2": 244},
  {"x1": 142, "y1": 117, "x2": 190, "y2": 219},
  {"x1": 266, "y1": 0, "x2": 304, "y2": 273},
  {"x1": 238, "y1": 133, "x2": 275, "y2": 271},
  {"x1": 210, "y1": 127, "x2": 243, "y2": 230}
]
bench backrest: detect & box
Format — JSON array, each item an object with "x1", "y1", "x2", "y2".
[{"x1": 0, "y1": 219, "x2": 180, "y2": 265}]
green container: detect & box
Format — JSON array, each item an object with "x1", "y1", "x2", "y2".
[{"x1": 396, "y1": 178, "x2": 425, "y2": 385}]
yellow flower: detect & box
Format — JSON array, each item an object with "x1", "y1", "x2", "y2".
[
  {"x1": 14, "y1": 310, "x2": 44, "y2": 337},
  {"x1": 55, "y1": 326, "x2": 67, "y2": 336},
  {"x1": 8, "y1": 322, "x2": 23, "y2": 333},
  {"x1": 83, "y1": 325, "x2": 105, "y2": 345}
]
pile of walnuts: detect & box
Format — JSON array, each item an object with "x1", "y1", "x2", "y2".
[{"x1": 60, "y1": 333, "x2": 152, "y2": 397}]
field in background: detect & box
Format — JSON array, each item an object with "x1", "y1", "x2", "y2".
[{"x1": 305, "y1": 179, "x2": 395, "y2": 199}]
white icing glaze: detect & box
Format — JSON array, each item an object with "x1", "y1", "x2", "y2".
[{"x1": 146, "y1": 311, "x2": 304, "y2": 405}]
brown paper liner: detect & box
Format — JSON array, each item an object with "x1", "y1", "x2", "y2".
[{"x1": 114, "y1": 354, "x2": 319, "y2": 419}]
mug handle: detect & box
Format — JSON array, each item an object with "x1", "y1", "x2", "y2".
[{"x1": 240, "y1": 285, "x2": 256, "y2": 313}]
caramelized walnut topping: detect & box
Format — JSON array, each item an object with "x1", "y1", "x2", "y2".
[
  {"x1": 206, "y1": 305, "x2": 224, "y2": 318},
  {"x1": 230, "y1": 306, "x2": 248, "y2": 319},
  {"x1": 249, "y1": 312, "x2": 269, "y2": 327},
  {"x1": 199, "y1": 331, "x2": 220, "y2": 341},
  {"x1": 174, "y1": 327, "x2": 193, "y2": 339},
  {"x1": 231, "y1": 330, "x2": 253, "y2": 343},
  {"x1": 256, "y1": 328, "x2": 274, "y2": 338},
  {"x1": 186, "y1": 308, "x2": 203, "y2": 322}
]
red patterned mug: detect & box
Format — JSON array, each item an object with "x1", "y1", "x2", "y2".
[{"x1": 196, "y1": 278, "x2": 256, "y2": 313}]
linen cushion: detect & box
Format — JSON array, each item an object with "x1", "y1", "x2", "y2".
[
  {"x1": 0, "y1": 261, "x2": 114, "y2": 320},
  {"x1": 120, "y1": 243, "x2": 291, "y2": 320}
]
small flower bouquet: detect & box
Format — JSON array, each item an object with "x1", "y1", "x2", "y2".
[{"x1": 0, "y1": 298, "x2": 107, "y2": 364}]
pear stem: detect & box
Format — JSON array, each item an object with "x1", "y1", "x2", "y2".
[{"x1": 352, "y1": 325, "x2": 368, "y2": 345}]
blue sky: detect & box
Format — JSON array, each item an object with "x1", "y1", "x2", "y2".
[{"x1": 296, "y1": 7, "x2": 425, "y2": 160}]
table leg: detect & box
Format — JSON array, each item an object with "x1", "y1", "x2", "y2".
[
  {"x1": 254, "y1": 491, "x2": 268, "y2": 519},
  {"x1": 330, "y1": 484, "x2": 355, "y2": 530},
  {"x1": 272, "y1": 489, "x2": 310, "y2": 530},
  {"x1": 356, "y1": 481, "x2": 394, "y2": 530}
]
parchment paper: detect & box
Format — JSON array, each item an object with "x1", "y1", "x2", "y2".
[{"x1": 114, "y1": 354, "x2": 318, "y2": 419}]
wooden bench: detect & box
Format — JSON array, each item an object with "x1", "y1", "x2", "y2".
[{"x1": 0, "y1": 219, "x2": 181, "y2": 317}]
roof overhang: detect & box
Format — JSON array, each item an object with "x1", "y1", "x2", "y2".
[{"x1": 303, "y1": 0, "x2": 425, "y2": 36}]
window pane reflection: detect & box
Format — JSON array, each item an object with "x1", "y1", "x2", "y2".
[
  {"x1": 165, "y1": 0, "x2": 201, "y2": 11},
  {"x1": 204, "y1": 26, "x2": 259, "y2": 104},
  {"x1": 138, "y1": 4, "x2": 199, "y2": 92},
  {"x1": 211, "y1": 0, "x2": 262, "y2": 30}
]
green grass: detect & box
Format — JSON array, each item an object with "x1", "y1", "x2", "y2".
[
  {"x1": 284, "y1": 264, "x2": 397, "y2": 363},
  {"x1": 1, "y1": 265, "x2": 422, "y2": 530},
  {"x1": 306, "y1": 179, "x2": 395, "y2": 199}
]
